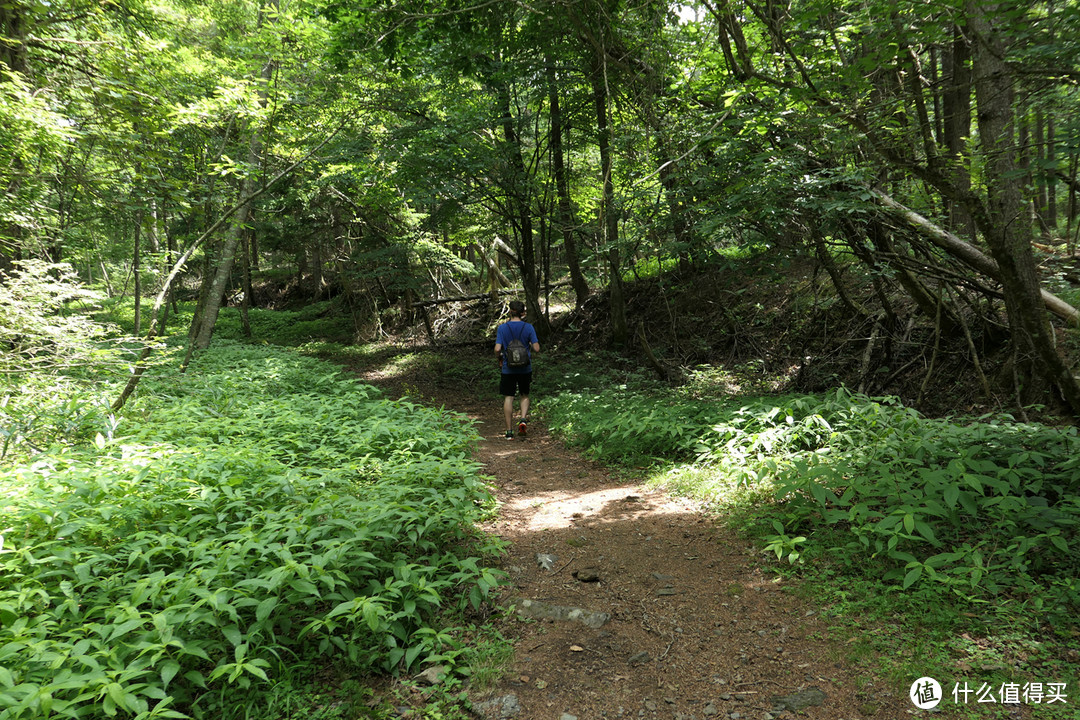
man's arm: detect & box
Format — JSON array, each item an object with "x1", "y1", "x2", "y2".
[{"x1": 531, "y1": 342, "x2": 540, "y2": 352}]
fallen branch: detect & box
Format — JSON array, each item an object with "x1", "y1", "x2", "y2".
[
  {"x1": 637, "y1": 321, "x2": 674, "y2": 381},
  {"x1": 411, "y1": 282, "x2": 571, "y2": 308},
  {"x1": 868, "y1": 187, "x2": 1080, "y2": 327},
  {"x1": 411, "y1": 289, "x2": 524, "y2": 308}
]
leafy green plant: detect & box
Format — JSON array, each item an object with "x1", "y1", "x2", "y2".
[
  {"x1": 213, "y1": 305, "x2": 355, "y2": 346},
  {"x1": 0, "y1": 261, "x2": 136, "y2": 460},
  {"x1": 545, "y1": 385, "x2": 1080, "y2": 625},
  {"x1": 0, "y1": 341, "x2": 503, "y2": 719},
  {"x1": 763, "y1": 520, "x2": 807, "y2": 564},
  {"x1": 543, "y1": 389, "x2": 728, "y2": 463}
]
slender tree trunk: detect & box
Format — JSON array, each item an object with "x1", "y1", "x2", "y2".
[
  {"x1": 0, "y1": 3, "x2": 26, "y2": 76},
  {"x1": 186, "y1": 56, "x2": 275, "y2": 360},
  {"x1": 1035, "y1": 109, "x2": 1051, "y2": 239},
  {"x1": 240, "y1": 228, "x2": 252, "y2": 337},
  {"x1": 132, "y1": 210, "x2": 143, "y2": 336},
  {"x1": 942, "y1": 24, "x2": 974, "y2": 239},
  {"x1": 1048, "y1": 114, "x2": 1058, "y2": 231},
  {"x1": 1018, "y1": 105, "x2": 1035, "y2": 238},
  {"x1": 496, "y1": 77, "x2": 550, "y2": 338},
  {"x1": 313, "y1": 238, "x2": 324, "y2": 297},
  {"x1": 967, "y1": 1, "x2": 1080, "y2": 414},
  {"x1": 591, "y1": 56, "x2": 627, "y2": 348},
  {"x1": 1067, "y1": 151, "x2": 1078, "y2": 253},
  {"x1": 0, "y1": 1, "x2": 27, "y2": 270},
  {"x1": 547, "y1": 58, "x2": 589, "y2": 310},
  {"x1": 148, "y1": 198, "x2": 161, "y2": 254},
  {"x1": 161, "y1": 205, "x2": 177, "y2": 330}
]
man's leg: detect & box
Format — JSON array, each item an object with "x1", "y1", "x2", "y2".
[
  {"x1": 503, "y1": 395, "x2": 515, "y2": 433},
  {"x1": 517, "y1": 394, "x2": 531, "y2": 436}
]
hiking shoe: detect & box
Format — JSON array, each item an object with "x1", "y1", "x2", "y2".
[
  {"x1": 517, "y1": 419, "x2": 528, "y2": 437},
  {"x1": 504, "y1": 430, "x2": 515, "y2": 440}
]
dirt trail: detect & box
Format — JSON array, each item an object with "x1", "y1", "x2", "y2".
[
  {"x1": 454, "y1": 398, "x2": 917, "y2": 720},
  {"x1": 350, "y1": 362, "x2": 921, "y2": 719}
]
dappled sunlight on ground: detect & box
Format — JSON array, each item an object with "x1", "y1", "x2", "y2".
[
  {"x1": 348, "y1": 367, "x2": 919, "y2": 719},
  {"x1": 466, "y1": 407, "x2": 913, "y2": 720},
  {"x1": 503, "y1": 485, "x2": 696, "y2": 532}
]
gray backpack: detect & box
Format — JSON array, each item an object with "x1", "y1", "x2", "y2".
[{"x1": 505, "y1": 323, "x2": 529, "y2": 368}]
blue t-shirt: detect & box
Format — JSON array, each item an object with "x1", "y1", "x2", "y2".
[{"x1": 496, "y1": 320, "x2": 538, "y2": 374}]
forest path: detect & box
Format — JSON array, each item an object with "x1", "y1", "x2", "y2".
[
  {"x1": 350, "y1": 364, "x2": 916, "y2": 720},
  {"x1": 461, "y1": 400, "x2": 911, "y2": 720}
]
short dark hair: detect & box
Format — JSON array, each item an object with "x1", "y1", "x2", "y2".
[{"x1": 509, "y1": 300, "x2": 526, "y2": 316}]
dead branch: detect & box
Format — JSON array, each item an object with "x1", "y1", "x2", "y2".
[
  {"x1": 868, "y1": 187, "x2": 1080, "y2": 327},
  {"x1": 411, "y1": 282, "x2": 570, "y2": 308}
]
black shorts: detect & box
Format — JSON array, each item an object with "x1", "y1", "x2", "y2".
[{"x1": 499, "y1": 372, "x2": 532, "y2": 397}]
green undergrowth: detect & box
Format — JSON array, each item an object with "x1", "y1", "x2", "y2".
[
  {"x1": 0, "y1": 341, "x2": 504, "y2": 719},
  {"x1": 543, "y1": 386, "x2": 1080, "y2": 707},
  {"x1": 94, "y1": 299, "x2": 354, "y2": 349}
]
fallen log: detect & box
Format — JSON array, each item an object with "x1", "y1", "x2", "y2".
[{"x1": 868, "y1": 187, "x2": 1080, "y2": 328}]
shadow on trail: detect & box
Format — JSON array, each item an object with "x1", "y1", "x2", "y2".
[{"x1": 342, "y1": 358, "x2": 918, "y2": 720}]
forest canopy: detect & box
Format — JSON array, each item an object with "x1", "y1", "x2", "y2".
[{"x1": 3, "y1": 0, "x2": 1080, "y2": 403}]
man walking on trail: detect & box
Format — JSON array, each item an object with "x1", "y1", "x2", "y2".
[{"x1": 494, "y1": 300, "x2": 540, "y2": 440}]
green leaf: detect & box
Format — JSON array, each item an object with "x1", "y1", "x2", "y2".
[
  {"x1": 222, "y1": 624, "x2": 243, "y2": 647},
  {"x1": 902, "y1": 566, "x2": 923, "y2": 589},
  {"x1": 902, "y1": 513, "x2": 915, "y2": 534},
  {"x1": 914, "y1": 520, "x2": 937, "y2": 545},
  {"x1": 362, "y1": 602, "x2": 381, "y2": 632},
  {"x1": 404, "y1": 644, "x2": 424, "y2": 669},
  {"x1": 255, "y1": 597, "x2": 278, "y2": 624},
  {"x1": 943, "y1": 484, "x2": 959, "y2": 508},
  {"x1": 958, "y1": 491, "x2": 979, "y2": 517},
  {"x1": 160, "y1": 659, "x2": 180, "y2": 688},
  {"x1": 108, "y1": 618, "x2": 143, "y2": 641},
  {"x1": 243, "y1": 662, "x2": 269, "y2": 682}
]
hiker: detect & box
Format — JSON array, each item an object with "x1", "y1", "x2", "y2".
[{"x1": 494, "y1": 300, "x2": 540, "y2": 439}]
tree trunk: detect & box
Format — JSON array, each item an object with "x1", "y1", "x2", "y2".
[
  {"x1": 313, "y1": 237, "x2": 324, "y2": 296},
  {"x1": 148, "y1": 198, "x2": 161, "y2": 254},
  {"x1": 0, "y1": 0, "x2": 27, "y2": 269},
  {"x1": 187, "y1": 58, "x2": 275, "y2": 359},
  {"x1": 113, "y1": 114, "x2": 340, "y2": 409},
  {"x1": 591, "y1": 57, "x2": 628, "y2": 348},
  {"x1": 1035, "y1": 108, "x2": 1051, "y2": 239},
  {"x1": 240, "y1": 228, "x2": 253, "y2": 338},
  {"x1": 967, "y1": 1, "x2": 1080, "y2": 414},
  {"x1": 160, "y1": 207, "x2": 175, "y2": 329},
  {"x1": 496, "y1": 78, "x2": 549, "y2": 339},
  {"x1": 548, "y1": 57, "x2": 589, "y2": 310},
  {"x1": 942, "y1": 24, "x2": 974, "y2": 239},
  {"x1": 1018, "y1": 104, "x2": 1035, "y2": 240},
  {"x1": 132, "y1": 210, "x2": 143, "y2": 336},
  {"x1": 1048, "y1": 113, "x2": 1058, "y2": 232},
  {"x1": 1067, "y1": 152, "x2": 1078, "y2": 253},
  {"x1": 869, "y1": 187, "x2": 1080, "y2": 326}
]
